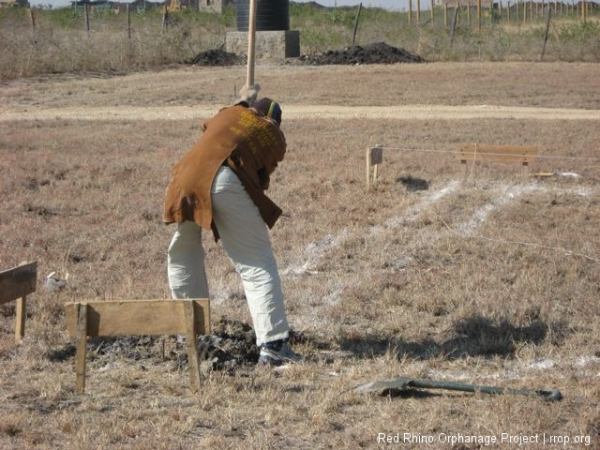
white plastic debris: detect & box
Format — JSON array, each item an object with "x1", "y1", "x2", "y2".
[
  {"x1": 44, "y1": 271, "x2": 67, "y2": 292},
  {"x1": 555, "y1": 171, "x2": 582, "y2": 179}
]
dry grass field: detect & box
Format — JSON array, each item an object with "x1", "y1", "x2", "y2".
[{"x1": 1, "y1": 61, "x2": 599, "y2": 449}]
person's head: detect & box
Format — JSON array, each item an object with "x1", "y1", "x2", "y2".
[{"x1": 252, "y1": 98, "x2": 282, "y2": 125}]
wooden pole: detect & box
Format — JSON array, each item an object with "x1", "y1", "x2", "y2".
[
  {"x1": 541, "y1": 5, "x2": 552, "y2": 60},
  {"x1": 75, "y1": 303, "x2": 88, "y2": 394},
  {"x1": 127, "y1": 3, "x2": 131, "y2": 39},
  {"x1": 430, "y1": 0, "x2": 435, "y2": 28},
  {"x1": 246, "y1": 0, "x2": 257, "y2": 89},
  {"x1": 408, "y1": 0, "x2": 413, "y2": 25},
  {"x1": 444, "y1": 2, "x2": 448, "y2": 28},
  {"x1": 352, "y1": 3, "x2": 362, "y2": 46},
  {"x1": 529, "y1": 0, "x2": 533, "y2": 21},
  {"x1": 162, "y1": 3, "x2": 168, "y2": 34},
  {"x1": 477, "y1": 0, "x2": 482, "y2": 32},
  {"x1": 507, "y1": 1, "x2": 511, "y2": 24},
  {"x1": 184, "y1": 301, "x2": 201, "y2": 393},
  {"x1": 15, "y1": 295, "x2": 26, "y2": 341},
  {"x1": 450, "y1": 5, "x2": 459, "y2": 45},
  {"x1": 29, "y1": 8, "x2": 36, "y2": 33},
  {"x1": 84, "y1": 4, "x2": 90, "y2": 34},
  {"x1": 416, "y1": 0, "x2": 421, "y2": 25}
]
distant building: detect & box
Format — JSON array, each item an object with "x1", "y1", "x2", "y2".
[
  {"x1": 70, "y1": 0, "x2": 164, "y2": 13},
  {"x1": 0, "y1": 0, "x2": 30, "y2": 7},
  {"x1": 169, "y1": 0, "x2": 234, "y2": 13},
  {"x1": 437, "y1": 0, "x2": 493, "y2": 6}
]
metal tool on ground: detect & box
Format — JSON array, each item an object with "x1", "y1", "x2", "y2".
[{"x1": 354, "y1": 376, "x2": 563, "y2": 402}]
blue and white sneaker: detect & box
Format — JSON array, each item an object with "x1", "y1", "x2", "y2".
[{"x1": 258, "y1": 339, "x2": 303, "y2": 367}]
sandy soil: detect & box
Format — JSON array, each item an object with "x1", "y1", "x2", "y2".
[
  {"x1": 1, "y1": 62, "x2": 599, "y2": 122},
  {"x1": 2, "y1": 104, "x2": 599, "y2": 122}
]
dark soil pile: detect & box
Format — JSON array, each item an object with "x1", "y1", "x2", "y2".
[
  {"x1": 187, "y1": 48, "x2": 246, "y2": 66},
  {"x1": 187, "y1": 42, "x2": 423, "y2": 66},
  {"x1": 301, "y1": 42, "x2": 424, "y2": 65},
  {"x1": 48, "y1": 317, "x2": 308, "y2": 373}
]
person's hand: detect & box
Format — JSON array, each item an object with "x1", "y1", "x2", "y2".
[{"x1": 239, "y1": 84, "x2": 260, "y2": 105}]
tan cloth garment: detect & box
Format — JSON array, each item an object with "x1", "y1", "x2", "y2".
[{"x1": 163, "y1": 104, "x2": 286, "y2": 236}]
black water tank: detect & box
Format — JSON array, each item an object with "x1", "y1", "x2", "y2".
[{"x1": 236, "y1": 0, "x2": 290, "y2": 31}]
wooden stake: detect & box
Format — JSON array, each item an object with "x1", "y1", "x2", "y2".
[
  {"x1": 352, "y1": 3, "x2": 362, "y2": 46},
  {"x1": 84, "y1": 4, "x2": 90, "y2": 34},
  {"x1": 15, "y1": 296, "x2": 26, "y2": 341},
  {"x1": 450, "y1": 6, "x2": 459, "y2": 46},
  {"x1": 366, "y1": 146, "x2": 383, "y2": 191},
  {"x1": 127, "y1": 3, "x2": 131, "y2": 39},
  {"x1": 184, "y1": 301, "x2": 201, "y2": 393},
  {"x1": 541, "y1": 5, "x2": 553, "y2": 60},
  {"x1": 75, "y1": 303, "x2": 88, "y2": 394}
]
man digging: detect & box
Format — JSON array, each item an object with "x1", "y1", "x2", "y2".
[{"x1": 163, "y1": 89, "x2": 302, "y2": 367}]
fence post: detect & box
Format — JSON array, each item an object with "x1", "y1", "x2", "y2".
[
  {"x1": 127, "y1": 3, "x2": 131, "y2": 39},
  {"x1": 29, "y1": 8, "x2": 36, "y2": 33},
  {"x1": 450, "y1": 5, "x2": 459, "y2": 46},
  {"x1": 467, "y1": 1, "x2": 472, "y2": 27},
  {"x1": 430, "y1": 0, "x2": 435, "y2": 28},
  {"x1": 75, "y1": 303, "x2": 88, "y2": 394},
  {"x1": 84, "y1": 4, "x2": 90, "y2": 34},
  {"x1": 541, "y1": 5, "x2": 553, "y2": 60},
  {"x1": 162, "y1": 3, "x2": 168, "y2": 34},
  {"x1": 529, "y1": 0, "x2": 534, "y2": 21},
  {"x1": 366, "y1": 146, "x2": 383, "y2": 191},
  {"x1": 352, "y1": 3, "x2": 362, "y2": 46},
  {"x1": 444, "y1": 3, "x2": 448, "y2": 28}
]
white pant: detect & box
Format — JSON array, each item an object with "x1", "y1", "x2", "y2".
[{"x1": 167, "y1": 167, "x2": 290, "y2": 346}]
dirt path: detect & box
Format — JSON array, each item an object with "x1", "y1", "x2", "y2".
[{"x1": 2, "y1": 104, "x2": 599, "y2": 122}]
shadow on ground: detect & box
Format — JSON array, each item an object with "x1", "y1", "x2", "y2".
[
  {"x1": 337, "y1": 315, "x2": 571, "y2": 361},
  {"x1": 46, "y1": 315, "x2": 570, "y2": 371}
]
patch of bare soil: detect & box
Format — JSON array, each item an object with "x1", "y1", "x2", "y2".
[
  {"x1": 47, "y1": 318, "x2": 310, "y2": 372},
  {"x1": 188, "y1": 41, "x2": 423, "y2": 67}
]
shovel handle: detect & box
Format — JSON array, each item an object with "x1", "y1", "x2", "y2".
[{"x1": 246, "y1": 0, "x2": 257, "y2": 88}]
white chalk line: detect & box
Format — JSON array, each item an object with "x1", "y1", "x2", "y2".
[{"x1": 284, "y1": 181, "x2": 599, "y2": 329}]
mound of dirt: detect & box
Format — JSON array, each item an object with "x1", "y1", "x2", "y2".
[
  {"x1": 47, "y1": 317, "x2": 308, "y2": 373},
  {"x1": 299, "y1": 42, "x2": 424, "y2": 65},
  {"x1": 187, "y1": 48, "x2": 246, "y2": 66},
  {"x1": 187, "y1": 42, "x2": 423, "y2": 67}
]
